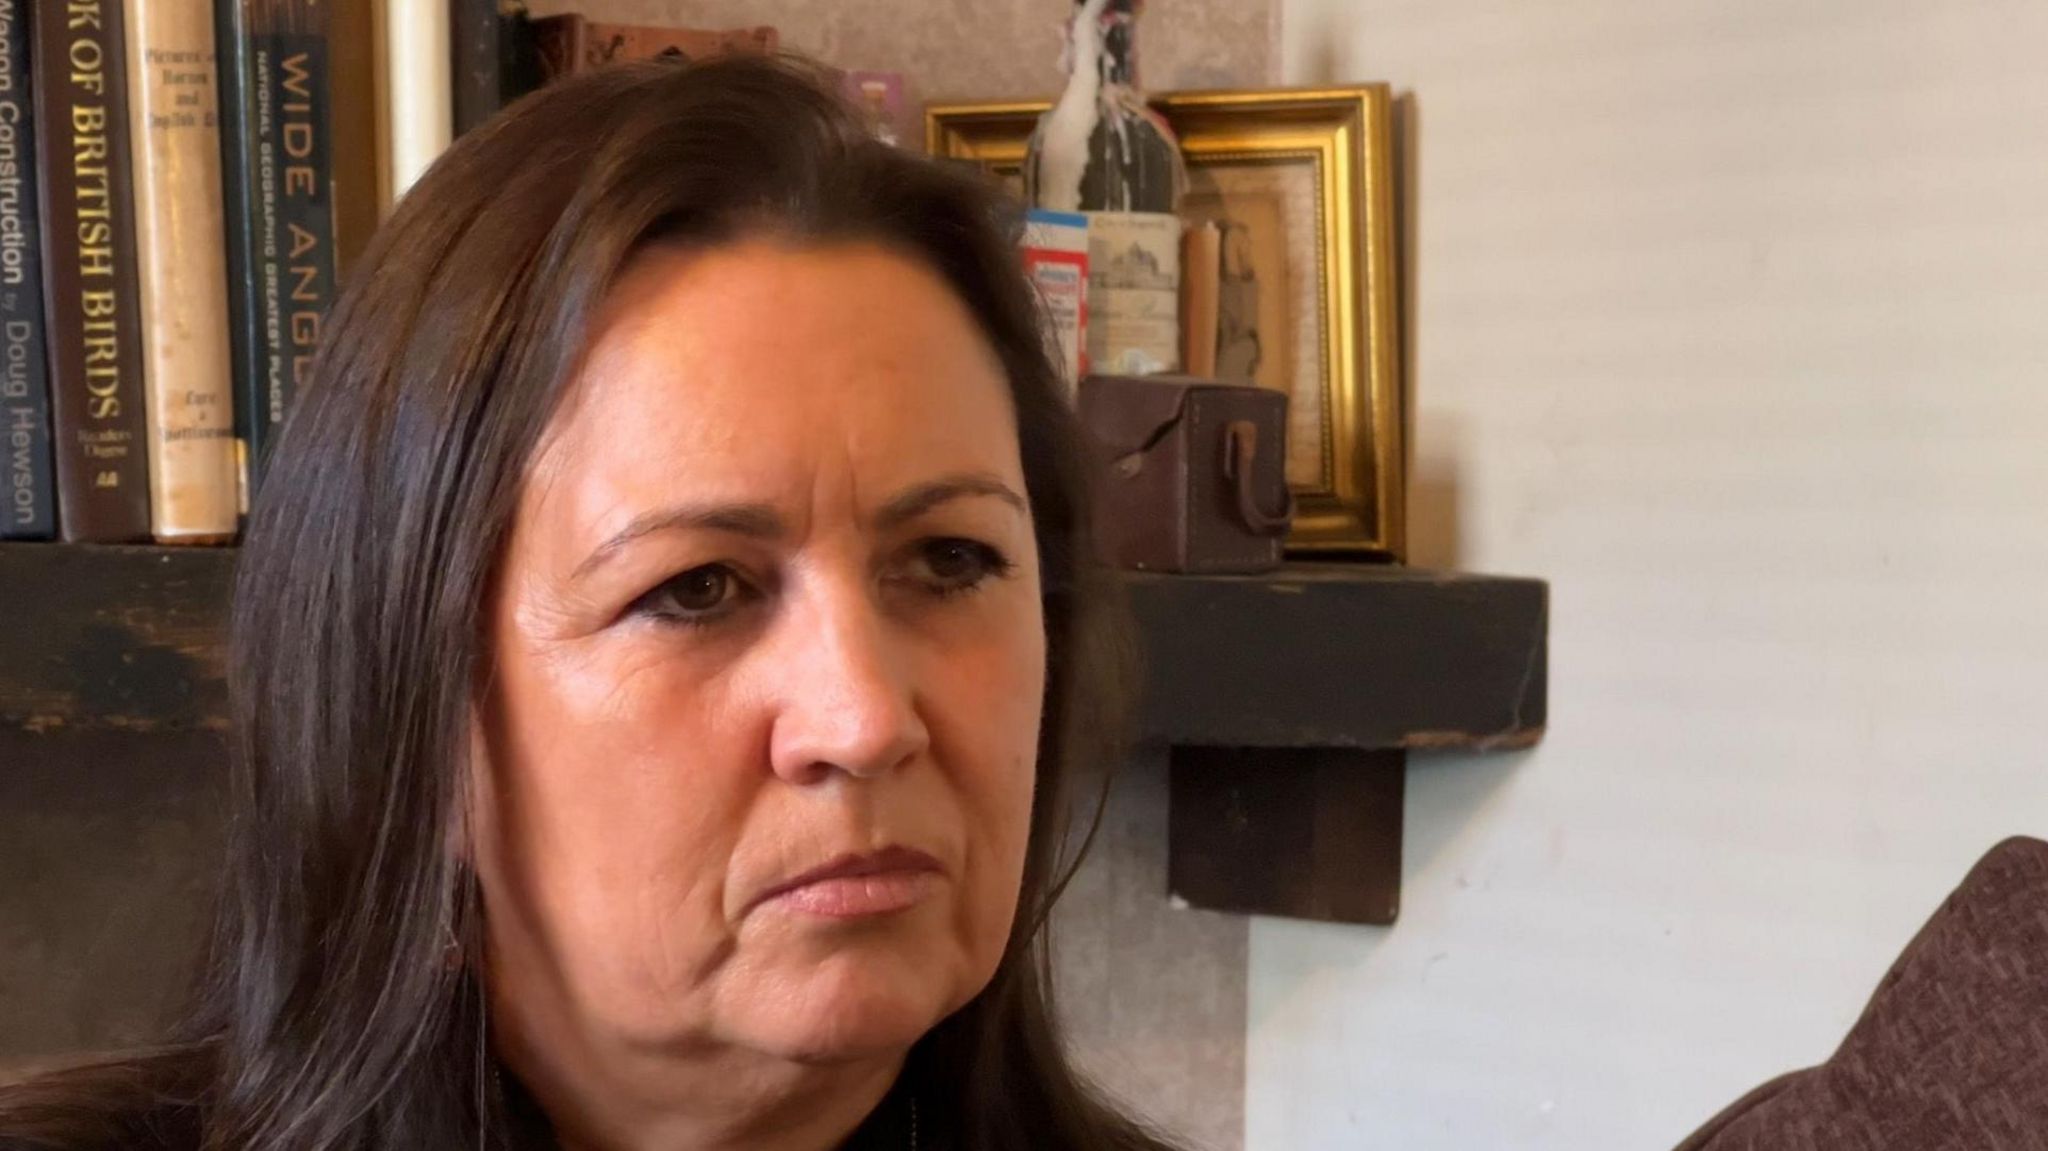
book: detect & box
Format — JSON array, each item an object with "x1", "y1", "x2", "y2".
[
  {"x1": 0, "y1": 0, "x2": 55, "y2": 539},
  {"x1": 448, "y1": 2, "x2": 554, "y2": 152},
  {"x1": 1084, "y1": 210, "x2": 1180, "y2": 377},
  {"x1": 384, "y1": 0, "x2": 451, "y2": 200},
  {"x1": 124, "y1": 0, "x2": 238, "y2": 542},
  {"x1": 450, "y1": 0, "x2": 535, "y2": 137},
  {"x1": 34, "y1": 0, "x2": 153, "y2": 541},
  {"x1": 328, "y1": 0, "x2": 379, "y2": 271},
  {"x1": 217, "y1": 0, "x2": 339, "y2": 508},
  {"x1": 449, "y1": 0, "x2": 498, "y2": 137},
  {"x1": 530, "y1": 15, "x2": 775, "y2": 81},
  {"x1": 1021, "y1": 209, "x2": 1089, "y2": 397},
  {"x1": 1179, "y1": 220, "x2": 1220, "y2": 380}
]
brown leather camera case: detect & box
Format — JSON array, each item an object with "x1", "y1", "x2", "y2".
[{"x1": 1077, "y1": 374, "x2": 1296, "y2": 573}]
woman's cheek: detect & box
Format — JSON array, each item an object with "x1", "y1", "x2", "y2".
[
  {"x1": 974, "y1": 608, "x2": 1047, "y2": 879},
  {"x1": 530, "y1": 638, "x2": 738, "y2": 875}
]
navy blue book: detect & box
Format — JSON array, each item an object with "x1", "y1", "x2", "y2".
[{"x1": 0, "y1": 0, "x2": 56, "y2": 539}]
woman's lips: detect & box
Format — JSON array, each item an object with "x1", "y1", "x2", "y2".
[{"x1": 756, "y1": 846, "x2": 945, "y2": 919}]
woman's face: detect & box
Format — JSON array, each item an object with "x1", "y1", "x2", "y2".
[{"x1": 471, "y1": 239, "x2": 1046, "y2": 1067}]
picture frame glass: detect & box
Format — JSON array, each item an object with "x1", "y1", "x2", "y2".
[{"x1": 1183, "y1": 155, "x2": 1330, "y2": 490}]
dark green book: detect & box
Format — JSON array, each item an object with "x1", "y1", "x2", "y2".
[{"x1": 217, "y1": 0, "x2": 337, "y2": 510}]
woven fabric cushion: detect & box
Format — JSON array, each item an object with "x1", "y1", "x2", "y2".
[{"x1": 1676, "y1": 836, "x2": 2048, "y2": 1151}]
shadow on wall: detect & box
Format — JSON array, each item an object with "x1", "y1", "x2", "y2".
[
  {"x1": 1050, "y1": 748, "x2": 1249, "y2": 1151},
  {"x1": 1392, "y1": 90, "x2": 1451, "y2": 568},
  {"x1": 1403, "y1": 747, "x2": 1533, "y2": 890},
  {"x1": 1407, "y1": 412, "x2": 1463, "y2": 571}
]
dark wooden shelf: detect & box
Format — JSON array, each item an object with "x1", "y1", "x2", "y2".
[
  {"x1": 1123, "y1": 565, "x2": 1546, "y2": 926},
  {"x1": 0, "y1": 543, "x2": 1548, "y2": 925},
  {"x1": 2, "y1": 544, "x2": 233, "y2": 735},
  {"x1": 1127, "y1": 566, "x2": 1545, "y2": 752}
]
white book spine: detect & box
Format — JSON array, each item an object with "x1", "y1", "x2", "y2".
[
  {"x1": 125, "y1": 0, "x2": 239, "y2": 540},
  {"x1": 382, "y1": 0, "x2": 453, "y2": 203}
]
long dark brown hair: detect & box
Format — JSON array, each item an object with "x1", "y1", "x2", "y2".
[{"x1": 0, "y1": 55, "x2": 1163, "y2": 1151}]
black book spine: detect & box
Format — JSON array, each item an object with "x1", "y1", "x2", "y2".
[
  {"x1": 215, "y1": 0, "x2": 259, "y2": 512},
  {"x1": 450, "y1": 0, "x2": 500, "y2": 136},
  {"x1": 454, "y1": 3, "x2": 542, "y2": 136},
  {"x1": 0, "y1": 0, "x2": 54, "y2": 539},
  {"x1": 217, "y1": 0, "x2": 336, "y2": 507},
  {"x1": 499, "y1": 10, "x2": 541, "y2": 106},
  {"x1": 34, "y1": 0, "x2": 153, "y2": 541}
]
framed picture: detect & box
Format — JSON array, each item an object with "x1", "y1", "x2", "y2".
[{"x1": 927, "y1": 87, "x2": 1403, "y2": 558}]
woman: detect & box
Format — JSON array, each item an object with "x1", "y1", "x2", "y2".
[{"x1": 0, "y1": 55, "x2": 1168, "y2": 1151}]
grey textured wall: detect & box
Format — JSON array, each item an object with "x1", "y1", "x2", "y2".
[{"x1": 1052, "y1": 749, "x2": 1248, "y2": 1151}]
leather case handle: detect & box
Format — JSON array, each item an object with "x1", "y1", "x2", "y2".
[{"x1": 1222, "y1": 419, "x2": 1295, "y2": 537}]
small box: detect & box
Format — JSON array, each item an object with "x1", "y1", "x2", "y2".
[
  {"x1": 1078, "y1": 374, "x2": 1295, "y2": 573},
  {"x1": 1022, "y1": 209, "x2": 1089, "y2": 395}
]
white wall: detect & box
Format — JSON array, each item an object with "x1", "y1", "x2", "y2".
[{"x1": 1255, "y1": 3, "x2": 2048, "y2": 1148}]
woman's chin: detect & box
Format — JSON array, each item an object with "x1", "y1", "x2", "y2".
[{"x1": 724, "y1": 949, "x2": 970, "y2": 1062}]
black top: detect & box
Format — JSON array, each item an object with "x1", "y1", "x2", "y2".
[{"x1": 500, "y1": 1067, "x2": 930, "y2": 1151}]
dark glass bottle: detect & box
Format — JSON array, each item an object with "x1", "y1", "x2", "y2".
[
  {"x1": 1025, "y1": 0, "x2": 1187, "y2": 376},
  {"x1": 1025, "y1": 0, "x2": 1184, "y2": 214}
]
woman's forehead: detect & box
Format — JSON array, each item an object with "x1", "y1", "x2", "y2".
[{"x1": 520, "y1": 239, "x2": 1026, "y2": 544}]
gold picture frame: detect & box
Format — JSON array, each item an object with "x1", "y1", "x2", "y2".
[{"x1": 927, "y1": 86, "x2": 1403, "y2": 558}]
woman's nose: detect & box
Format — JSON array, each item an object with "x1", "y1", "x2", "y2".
[{"x1": 763, "y1": 583, "x2": 930, "y2": 786}]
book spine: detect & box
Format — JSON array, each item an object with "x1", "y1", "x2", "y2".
[
  {"x1": 1179, "y1": 220, "x2": 1220, "y2": 379},
  {"x1": 214, "y1": 0, "x2": 251, "y2": 512},
  {"x1": 217, "y1": 0, "x2": 337, "y2": 507},
  {"x1": 384, "y1": 0, "x2": 451, "y2": 198},
  {"x1": 125, "y1": 0, "x2": 236, "y2": 541},
  {"x1": 449, "y1": 0, "x2": 500, "y2": 136},
  {"x1": 265, "y1": 11, "x2": 337, "y2": 458},
  {"x1": 215, "y1": 0, "x2": 256, "y2": 512},
  {"x1": 325, "y1": 0, "x2": 378, "y2": 274},
  {"x1": 0, "y1": 0, "x2": 55, "y2": 539},
  {"x1": 34, "y1": 0, "x2": 153, "y2": 541},
  {"x1": 1021, "y1": 209, "x2": 1089, "y2": 398},
  {"x1": 498, "y1": 9, "x2": 542, "y2": 108}
]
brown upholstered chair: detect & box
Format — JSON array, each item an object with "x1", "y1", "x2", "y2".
[{"x1": 1675, "y1": 836, "x2": 2048, "y2": 1151}]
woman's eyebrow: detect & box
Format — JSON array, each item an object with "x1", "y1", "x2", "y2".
[
  {"x1": 572, "y1": 474, "x2": 1025, "y2": 581},
  {"x1": 574, "y1": 502, "x2": 784, "y2": 581},
  {"x1": 873, "y1": 473, "x2": 1027, "y2": 531}
]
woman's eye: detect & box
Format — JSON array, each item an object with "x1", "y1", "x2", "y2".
[
  {"x1": 634, "y1": 564, "x2": 745, "y2": 625},
  {"x1": 905, "y1": 538, "x2": 1015, "y2": 596}
]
